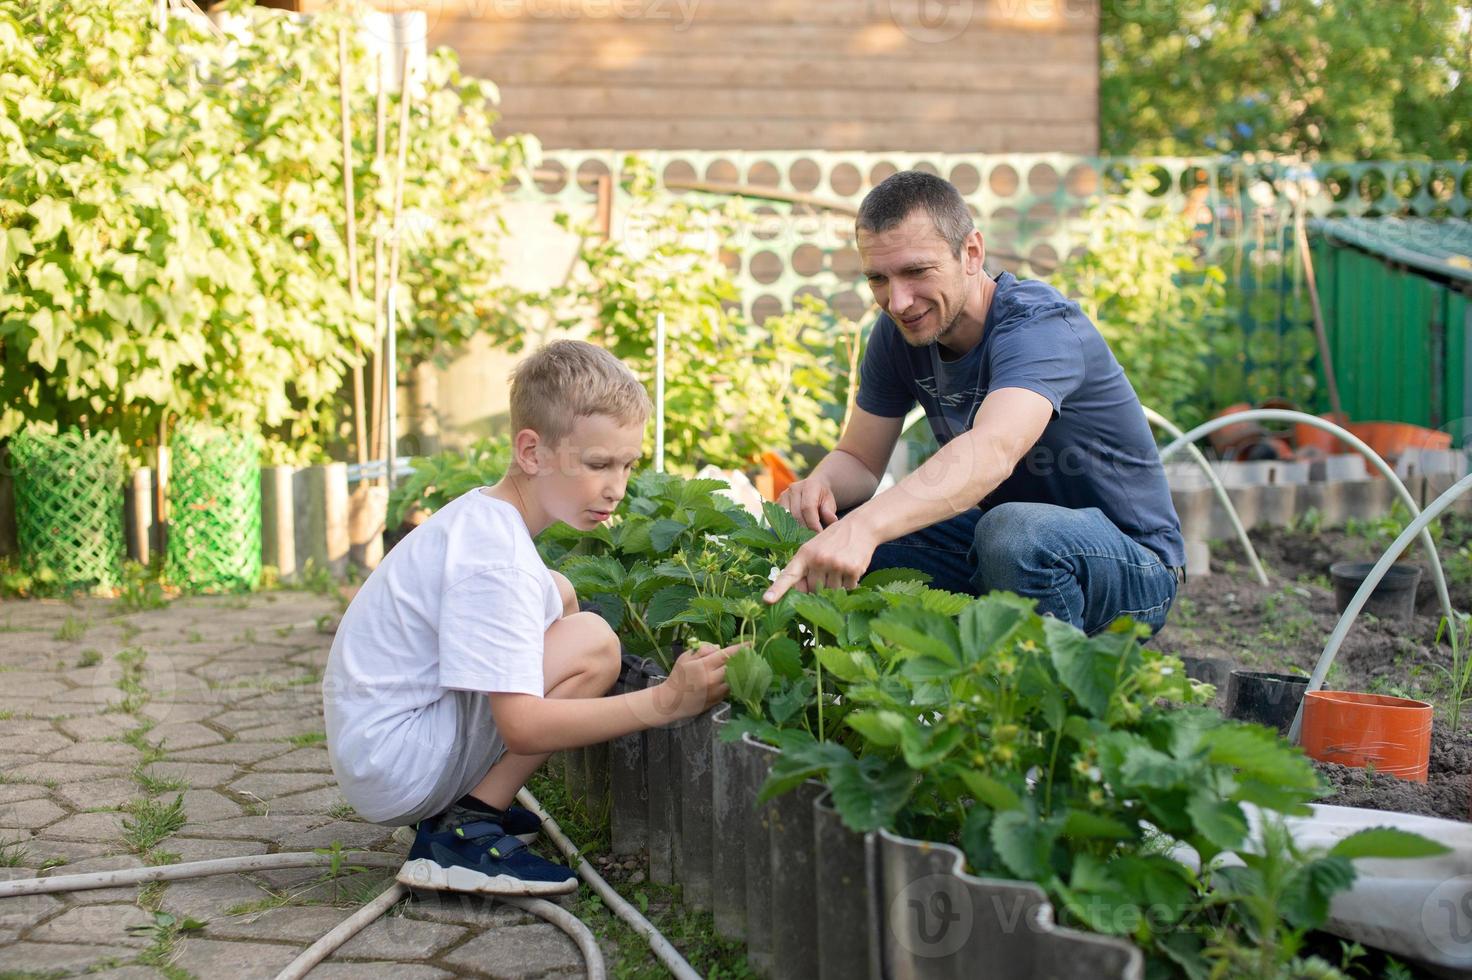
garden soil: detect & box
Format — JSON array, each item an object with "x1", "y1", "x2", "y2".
[{"x1": 1154, "y1": 524, "x2": 1472, "y2": 822}]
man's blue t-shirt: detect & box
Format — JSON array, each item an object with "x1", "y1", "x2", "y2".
[{"x1": 856, "y1": 272, "x2": 1185, "y2": 568}]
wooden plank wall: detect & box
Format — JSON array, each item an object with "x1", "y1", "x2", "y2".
[{"x1": 303, "y1": 0, "x2": 1099, "y2": 153}]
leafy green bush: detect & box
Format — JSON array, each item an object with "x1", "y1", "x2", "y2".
[
  {"x1": 1050, "y1": 175, "x2": 1227, "y2": 428},
  {"x1": 554, "y1": 161, "x2": 845, "y2": 473},
  {"x1": 0, "y1": 0, "x2": 528, "y2": 460},
  {"x1": 388, "y1": 437, "x2": 511, "y2": 528}
]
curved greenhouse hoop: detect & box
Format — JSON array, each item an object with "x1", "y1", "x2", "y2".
[
  {"x1": 1144, "y1": 406, "x2": 1269, "y2": 586},
  {"x1": 1159, "y1": 409, "x2": 1456, "y2": 635},
  {"x1": 1287, "y1": 472, "x2": 1472, "y2": 743}
]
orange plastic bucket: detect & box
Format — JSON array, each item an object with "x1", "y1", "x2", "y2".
[{"x1": 1300, "y1": 691, "x2": 1433, "y2": 782}]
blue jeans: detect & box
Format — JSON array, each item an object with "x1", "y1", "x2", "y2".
[{"x1": 867, "y1": 502, "x2": 1179, "y2": 635}]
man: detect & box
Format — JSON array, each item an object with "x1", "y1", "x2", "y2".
[{"x1": 762, "y1": 171, "x2": 1185, "y2": 635}]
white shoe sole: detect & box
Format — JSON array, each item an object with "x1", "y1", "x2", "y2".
[{"x1": 396, "y1": 858, "x2": 577, "y2": 896}]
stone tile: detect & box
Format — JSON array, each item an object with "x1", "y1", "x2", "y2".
[
  {"x1": 0, "y1": 717, "x2": 56, "y2": 736},
  {"x1": 10, "y1": 760, "x2": 119, "y2": 784},
  {"x1": 0, "y1": 872, "x2": 64, "y2": 938},
  {"x1": 160, "y1": 872, "x2": 273, "y2": 921},
  {"x1": 53, "y1": 778, "x2": 139, "y2": 811},
  {"x1": 336, "y1": 914, "x2": 465, "y2": 960},
  {"x1": 170, "y1": 741, "x2": 290, "y2": 766},
  {"x1": 212, "y1": 707, "x2": 319, "y2": 735},
  {"x1": 400, "y1": 893, "x2": 538, "y2": 929},
  {"x1": 17, "y1": 838, "x2": 120, "y2": 869},
  {"x1": 0, "y1": 782, "x2": 50, "y2": 805},
  {"x1": 57, "y1": 714, "x2": 141, "y2": 741},
  {"x1": 309, "y1": 965, "x2": 452, "y2": 980},
  {"x1": 140, "y1": 761, "x2": 239, "y2": 787},
  {"x1": 0, "y1": 728, "x2": 73, "y2": 755},
  {"x1": 204, "y1": 904, "x2": 347, "y2": 943},
  {"x1": 83, "y1": 965, "x2": 165, "y2": 980},
  {"x1": 48, "y1": 740, "x2": 142, "y2": 766},
  {"x1": 253, "y1": 746, "x2": 331, "y2": 772},
  {"x1": 440, "y1": 922, "x2": 583, "y2": 978},
  {"x1": 175, "y1": 815, "x2": 325, "y2": 843},
  {"x1": 172, "y1": 936, "x2": 301, "y2": 979},
  {"x1": 180, "y1": 789, "x2": 245, "y2": 824},
  {"x1": 140, "y1": 699, "x2": 225, "y2": 720},
  {"x1": 270, "y1": 786, "x2": 351, "y2": 816},
  {"x1": 0, "y1": 940, "x2": 138, "y2": 972},
  {"x1": 27, "y1": 902, "x2": 155, "y2": 946},
  {"x1": 149, "y1": 721, "x2": 226, "y2": 750},
  {"x1": 45, "y1": 810, "x2": 127, "y2": 843},
  {"x1": 230, "y1": 772, "x2": 333, "y2": 800},
  {"x1": 234, "y1": 688, "x2": 324, "y2": 711},
  {"x1": 292, "y1": 820, "x2": 394, "y2": 851},
  {"x1": 158, "y1": 836, "x2": 268, "y2": 863},
  {"x1": 230, "y1": 714, "x2": 325, "y2": 741},
  {"x1": 0, "y1": 797, "x2": 67, "y2": 830}
]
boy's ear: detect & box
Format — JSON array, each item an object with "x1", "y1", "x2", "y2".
[{"x1": 512, "y1": 427, "x2": 544, "y2": 474}]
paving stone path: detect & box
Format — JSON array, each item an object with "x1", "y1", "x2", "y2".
[{"x1": 0, "y1": 592, "x2": 602, "y2": 979}]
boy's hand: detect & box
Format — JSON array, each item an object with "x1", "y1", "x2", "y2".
[{"x1": 654, "y1": 642, "x2": 742, "y2": 722}]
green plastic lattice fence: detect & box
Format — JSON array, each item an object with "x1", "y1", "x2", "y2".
[
  {"x1": 166, "y1": 426, "x2": 261, "y2": 594},
  {"x1": 8, "y1": 428, "x2": 126, "y2": 591}
]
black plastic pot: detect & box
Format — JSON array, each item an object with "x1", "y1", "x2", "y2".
[
  {"x1": 1225, "y1": 669, "x2": 1309, "y2": 735},
  {"x1": 813, "y1": 791, "x2": 880, "y2": 980},
  {"x1": 609, "y1": 654, "x2": 659, "y2": 855},
  {"x1": 710, "y1": 704, "x2": 748, "y2": 941},
  {"x1": 1330, "y1": 561, "x2": 1423, "y2": 621}
]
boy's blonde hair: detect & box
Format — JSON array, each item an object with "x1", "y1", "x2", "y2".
[{"x1": 509, "y1": 340, "x2": 652, "y2": 445}]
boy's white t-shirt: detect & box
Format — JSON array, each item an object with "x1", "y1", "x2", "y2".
[{"x1": 323, "y1": 489, "x2": 562, "y2": 822}]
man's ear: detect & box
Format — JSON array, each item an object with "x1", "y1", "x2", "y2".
[
  {"x1": 965, "y1": 229, "x2": 986, "y2": 277},
  {"x1": 512, "y1": 428, "x2": 544, "y2": 475}
]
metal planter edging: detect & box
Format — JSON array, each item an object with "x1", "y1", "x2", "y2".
[
  {"x1": 813, "y1": 789, "x2": 880, "y2": 980},
  {"x1": 710, "y1": 703, "x2": 748, "y2": 940}
]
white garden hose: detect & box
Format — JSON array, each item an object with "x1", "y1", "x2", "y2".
[
  {"x1": 517, "y1": 787, "x2": 703, "y2": 980},
  {"x1": 1288, "y1": 471, "x2": 1472, "y2": 744},
  {"x1": 1159, "y1": 408, "x2": 1456, "y2": 632},
  {"x1": 1143, "y1": 405, "x2": 1269, "y2": 586}
]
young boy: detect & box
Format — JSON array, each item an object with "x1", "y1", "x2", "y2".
[{"x1": 323, "y1": 340, "x2": 736, "y2": 896}]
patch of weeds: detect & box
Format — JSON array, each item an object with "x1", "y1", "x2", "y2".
[
  {"x1": 314, "y1": 614, "x2": 335, "y2": 633},
  {"x1": 53, "y1": 614, "x2": 89, "y2": 642},
  {"x1": 135, "y1": 771, "x2": 186, "y2": 798},
  {"x1": 130, "y1": 911, "x2": 205, "y2": 972},
  {"x1": 274, "y1": 624, "x2": 295, "y2": 639},
  {"x1": 75, "y1": 649, "x2": 101, "y2": 669},
  {"x1": 1297, "y1": 571, "x2": 1332, "y2": 590},
  {"x1": 137, "y1": 879, "x2": 167, "y2": 909},
  {"x1": 114, "y1": 647, "x2": 150, "y2": 714},
  {"x1": 1289, "y1": 506, "x2": 1324, "y2": 535},
  {"x1": 287, "y1": 731, "x2": 326, "y2": 748},
  {"x1": 121, "y1": 795, "x2": 187, "y2": 854},
  {"x1": 39, "y1": 855, "x2": 67, "y2": 870},
  {"x1": 1257, "y1": 586, "x2": 1316, "y2": 648},
  {"x1": 185, "y1": 630, "x2": 204, "y2": 644},
  {"x1": 0, "y1": 836, "x2": 31, "y2": 867},
  {"x1": 117, "y1": 561, "x2": 169, "y2": 613},
  {"x1": 145, "y1": 849, "x2": 181, "y2": 867},
  {"x1": 327, "y1": 802, "x2": 356, "y2": 820},
  {"x1": 570, "y1": 884, "x2": 756, "y2": 980},
  {"x1": 118, "y1": 620, "x2": 142, "y2": 642},
  {"x1": 239, "y1": 627, "x2": 257, "y2": 644}
]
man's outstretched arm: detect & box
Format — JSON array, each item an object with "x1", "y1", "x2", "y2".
[
  {"x1": 765, "y1": 387, "x2": 1052, "y2": 600},
  {"x1": 778, "y1": 407, "x2": 905, "y2": 531}
]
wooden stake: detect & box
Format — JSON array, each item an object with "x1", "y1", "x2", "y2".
[
  {"x1": 1295, "y1": 202, "x2": 1344, "y2": 418},
  {"x1": 338, "y1": 26, "x2": 368, "y2": 467},
  {"x1": 380, "y1": 49, "x2": 414, "y2": 486},
  {"x1": 369, "y1": 52, "x2": 388, "y2": 478}
]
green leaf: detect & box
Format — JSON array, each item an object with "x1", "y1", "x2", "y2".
[
  {"x1": 768, "y1": 677, "x2": 813, "y2": 726},
  {"x1": 959, "y1": 595, "x2": 1028, "y2": 662},
  {"x1": 870, "y1": 607, "x2": 961, "y2": 665},
  {"x1": 859, "y1": 567, "x2": 931, "y2": 588},
  {"x1": 1120, "y1": 743, "x2": 1197, "y2": 790},
  {"x1": 1281, "y1": 856, "x2": 1356, "y2": 929},
  {"x1": 1328, "y1": 827, "x2": 1451, "y2": 860},
  {"x1": 991, "y1": 810, "x2": 1056, "y2": 881},
  {"x1": 1046, "y1": 617, "x2": 1140, "y2": 718},
  {"x1": 725, "y1": 647, "x2": 773, "y2": 714},
  {"x1": 960, "y1": 770, "x2": 1023, "y2": 812},
  {"x1": 815, "y1": 645, "x2": 876, "y2": 684},
  {"x1": 1205, "y1": 724, "x2": 1321, "y2": 796},
  {"x1": 762, "y1": 500, "x2": 812, "y2": 544},
  {"x1": 648, "y1": 518, "x2": 689, "y2": 553},
  {"x1": 763, "y1": 635, "x2": 803, "y2": 680},
  {"x1": 1060, "y1": 809, "x2": 1136, "y2": 842},
  {"x1": 644, "y1": 584, "x2": 696, "y2": 627},
  {"x1": 899, "y1": 721, "x2": 967, "y2": 769},
  {"x1": 828, "y1": 754, "x2": 914, "y2": 832},
  {"x1": 1185, "y1": 793, "x2": 1248, "y2": 851},
  {"x1": 845, "y1": 709, "x2": 908, "y2": 748},
  {"x1": 789, "y1": 592, "x2": 843, "y2": 638}
]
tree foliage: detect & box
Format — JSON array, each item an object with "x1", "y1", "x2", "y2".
[
  {"x1": 0, "y1": 0, "x2": 529, "y2": 460},
  {"x1": 1101, "y1": 0, "x2": 1472, "y2": 160}
]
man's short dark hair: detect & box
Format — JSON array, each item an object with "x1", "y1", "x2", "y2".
[{"x1": 856, "y1": 171, "x2": 975, "y2": 258}]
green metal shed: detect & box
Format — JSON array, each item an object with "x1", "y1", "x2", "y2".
[{"x1": 1311, "y1": 217, "x2": 1472, "y2": 440}]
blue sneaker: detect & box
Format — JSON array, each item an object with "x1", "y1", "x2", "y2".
[
  {"x1": 499, "y1": 804, "x2": 542, "y2": 844},
  {"x1": 397, "y1": 816, "x2": 577, "y2": 896}
]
